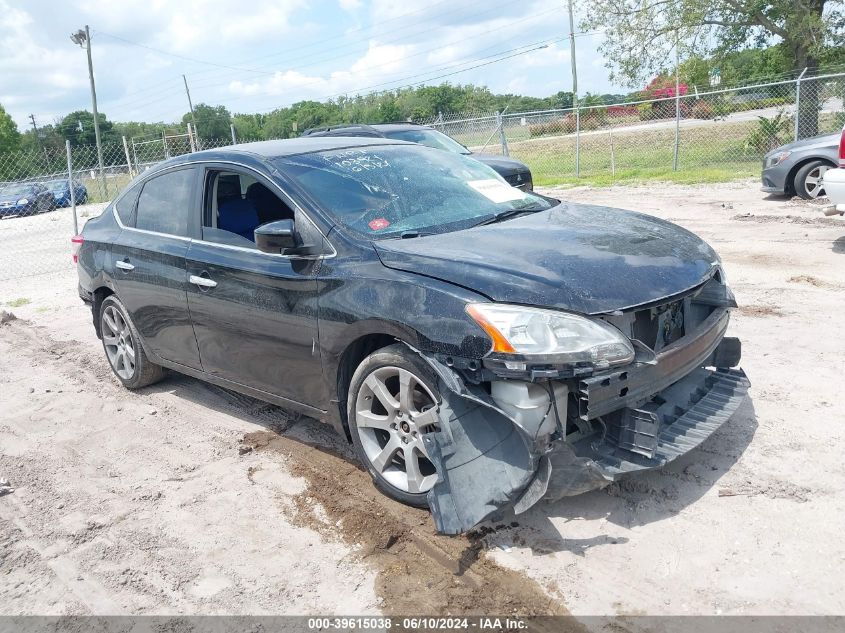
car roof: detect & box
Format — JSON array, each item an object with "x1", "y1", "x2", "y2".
[
  {"x1": 370, "y1": 123, "x2": 433, "y2": 133},
  {"x1": 188, "y1": 136, "x2": 412, "y2": 160},
  {"x1": 301, "y1": 123, "x2": 434, "y2": 136}
]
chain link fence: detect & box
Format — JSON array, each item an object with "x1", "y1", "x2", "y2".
[
  {"x1": 429, "y1": 72, "x2": 845, "y2": 185},
  {"x1": 0, "y1": 128, "x2": 233, "y2": 285},
  {"x1": 1, "y1": 71, "x2": 843, "y2": 286}
]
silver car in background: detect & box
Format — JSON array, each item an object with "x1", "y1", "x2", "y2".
[{"x1": 761, "y1": 133, "x2": 839, "y2": 200}]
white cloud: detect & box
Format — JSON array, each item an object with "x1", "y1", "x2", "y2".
[
  {"x1": 0, "y1": 1, "x2": 87, "y2": 124},
  {"x1": 228, "y1": 41, "x2": 411, "y2": 102},
  {"x1": 0, "y1": 0, "x2": 619, "y2": 127},
  {"x1": 76, "y1": 0, "x2": 307, "y2": 52}
]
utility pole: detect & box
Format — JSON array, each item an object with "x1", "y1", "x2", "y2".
[
  {"x1": 567, "y1": 0, "x2": 580, "y2": 176},
  {"x1": 71, "y1": 26, "x2": 105, "y2": 196},
  {"x1": 183, "y1": 74, "x2": 198, "y2": 143},
  {"x1": 28, "y1": 114, "x2": 48, "y2": 161},
  {"x1": 28, "y1": 114, "x2": 40, "y2": 141}
]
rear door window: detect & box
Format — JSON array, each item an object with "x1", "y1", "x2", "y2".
[{"x1": 135, "y1": 168, "x2": 197, "y2": 237}]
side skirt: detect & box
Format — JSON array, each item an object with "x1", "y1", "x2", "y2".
[{"x1": 151, "y1": 354, "x2": 330, "y2": 423}]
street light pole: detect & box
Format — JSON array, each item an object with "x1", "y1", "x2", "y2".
[{"x1": 71, "y1": 25, "x2": 106, "y2": 197}]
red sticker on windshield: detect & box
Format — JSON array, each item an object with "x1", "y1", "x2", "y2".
[{"x1": 368, "y1": 218, "x2": 390, "y2": 231}]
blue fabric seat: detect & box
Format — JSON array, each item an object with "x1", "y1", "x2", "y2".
[{"x1": 218, "y1": 198, "x2": 259, "y2": 241}]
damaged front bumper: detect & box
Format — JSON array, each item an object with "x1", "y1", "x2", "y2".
[{"x1": 415, "y1": 306, "x2": 750, "y2": 535}]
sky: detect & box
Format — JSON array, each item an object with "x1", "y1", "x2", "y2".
[{"x1": 0, "y1": 0, "x2": 619, "y2": 130}]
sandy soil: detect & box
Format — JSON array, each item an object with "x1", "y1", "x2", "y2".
[{"x1": 1, "y1": 178, "x2": 844, "y2": 618}]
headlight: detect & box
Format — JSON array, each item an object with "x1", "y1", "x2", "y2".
[
  {"x1": 765, "y1": 151, "x2": 790, "y2": 168},
  {"x1": 17, "y1": 198, "x2": 28, "y2": 204},
  {"x1": 466, "y1": 303, "x2": 635, "y2": 368}
]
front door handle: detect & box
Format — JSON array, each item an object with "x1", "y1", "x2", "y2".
[
  {"x1": 115, "y1": 260, "x2": 134, "y2": 271},
  {"x1": 189, "y1": 274, "x2": 217, "y2": 289}
]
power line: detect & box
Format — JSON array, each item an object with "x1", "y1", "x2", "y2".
[
  {"x1": 93, "y1": 0, "x2": 477, "y2": 80},
  {"x1": 169, "y1": 37, "x2": 567, "y2": 128},
  {"x1": 110, "y1": 33, "x2": 564, "y2": 122},
  {"x1": 97, "y1": 0, "x2": 544, "y2": 108},
  {"x1": 105, "y1": 6, "x2": 568, "y2": 118},
  {"x1": 189, "y1": 4, "x2": 564, "y2": 93}
]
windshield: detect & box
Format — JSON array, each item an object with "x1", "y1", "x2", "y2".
[
  {"x1": 2, "y1": 184, "x2": 34, "y2": 196},
  {"x1": 276, "y1": 145, "x2": 554, "y2": 239},
  {"x1": 45, "y1": 180, "x2": 68, "y2": 192},
  {"x1": 381, "y1": 128, "x2": 471, "y2": 155}
]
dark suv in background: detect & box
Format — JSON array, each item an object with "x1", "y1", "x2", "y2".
[{"x1": 302, "y1": 123, "x2": 533, "y2": 191}]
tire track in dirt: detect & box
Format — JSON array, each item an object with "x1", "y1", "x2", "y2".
[{"x1": 242, "y1": 430, "x2": 577, "y2": 622}]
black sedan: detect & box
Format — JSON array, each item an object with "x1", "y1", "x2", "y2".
[{"x1": 74, "y1": 138, "x2": 748, "y2": 534}]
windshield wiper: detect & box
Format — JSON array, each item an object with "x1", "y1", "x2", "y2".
[
  {"x1": 398, "y1": 230, "x2": 435, "y2": 239},
  {"x1": 472, "y1": 205, "x2": 547, "y2": 227}
]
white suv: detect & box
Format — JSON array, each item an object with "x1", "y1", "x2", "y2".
[{"x1": 822, "y1": 125, "x2": 845, "y2": 215}]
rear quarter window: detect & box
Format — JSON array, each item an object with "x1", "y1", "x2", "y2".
[
  {"x1": 114, "y1": 182, "x2": 143, "y2": 226},
  {"x1": 135, "y1": 168, "x2": 196, "y2": 236}
]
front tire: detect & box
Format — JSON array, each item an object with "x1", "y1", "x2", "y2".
[
  {"x1": 794, "y1": 160, "x2": 831, "y2": 200},
  {"x1": 347, "y1": 344, "x2": 442, "y2": 507},
  {"x1": 99, "y1": 295, "x2": 166, "y2": 389}
]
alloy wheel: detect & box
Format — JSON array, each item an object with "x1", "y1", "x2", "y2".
[
  {"x1": 804, "y1": 165, "x2": 829, "y2": 199},
  {"x1": 102, "y1": 305, "x2": 136, "y2": 380},
  {"x1": 354, "y1": 366, "x2": 439, "y2": 494}
]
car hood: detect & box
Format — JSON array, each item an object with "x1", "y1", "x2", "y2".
[
  {"x1": 765, "y1": 133, "x2": 840, "y2": 157},
  {"x1": 0, "y1": 193, "x2": 26, "y2": 204},
  {"x1": 470, "y1": 153, "x2": 530, "y2": 176},
  {"x1": 373, "y1": 202, "x2": 719, "y2": 315}
]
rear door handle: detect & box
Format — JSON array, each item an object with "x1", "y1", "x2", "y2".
[
  {"x1": 189, "y1": 274, "x2": 217, "y2": 289},
  {"x1": 115, "y1": 260, "x2": 134, "y2": 271}
]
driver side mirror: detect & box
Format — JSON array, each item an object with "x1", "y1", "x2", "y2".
[{"x1": 255, "y1": 219, "x2": 299, "y2": 254}]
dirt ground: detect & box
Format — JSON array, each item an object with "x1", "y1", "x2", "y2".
[{"x1": 1, "y1": 178, "x2": 844, "y2": 619}]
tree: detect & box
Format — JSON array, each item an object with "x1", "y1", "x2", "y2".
[
  {"x1": 59, "y1": 110, "x2": 118, "y2": 147},
  {"x1": 232, "y1": 114, "x2": 266, "y2": 141},
  {"x1": 19, "y1": 123, "x2": 65, "y2": 154},
  {"x1": 183, "y1": 103, "x2": 232, "y2": 140},
  {"x1": 579, "y1": 0, "x2": 845, "y2": 137},
  {"x1": 0, "y1": 104, "x2": 22, "y2": 153}
]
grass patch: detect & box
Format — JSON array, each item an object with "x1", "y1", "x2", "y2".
[
  {"x1": 79, "y1": 173, "x2": 133, "y2": 204},
  {"x1": 5, "y1": 297, "x2": 31, "y2": 307},
  {"x1": 472, "y1": 119, "x2": 765, "y2": 188},
  {"x1": 534, "y1": 165, "x2": 758, "y2": 188}
]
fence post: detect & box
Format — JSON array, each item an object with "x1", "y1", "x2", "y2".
[
  {"x1": 162, "y1": 131, "x2": 170, "y2": 159},
  {"x1": 609, "y1": 126, "x2": 616, "y2": 178},
  {"x1": 794, "y1": 67, "x2": 807, "y2": 142},
  {"x1": 575, "y1": 105, "x2": 581, "y2": 177},
  {"x1": 121, "y1": 136, "x2": 133, "y2": 178},
  {"x1": 131, "y1": 140, "x2": 140, "y2": 175},
  {"x1": 188, "y1": 121, "x2": 197, "y2": 154},
  {"x1": 230, "y1": 123, "x2": 237, "y2": 145},
  {"x1": 66, "y1": 140, "x2": 78, "y2": 235},
  {"x1": 497, "y1": 111, "x2": 510, "y2": 157},
  {"x1": 673, "y1": 96, "x2": 681, "y2": 171}
]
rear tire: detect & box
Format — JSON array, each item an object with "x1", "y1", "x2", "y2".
[
  {"x1": 347, "y1": 344, "x2": 442, "y2": 508},
  {"x1": 99, "y1": 295, "x2": 166, "y2": 389},
  {"x1": 794, "y1": 160, "x2": 832, "y2": 200}
]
